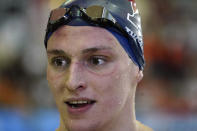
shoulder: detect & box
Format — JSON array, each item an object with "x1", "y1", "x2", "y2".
[{"x1": 136, "y1": 120, "x2": 153, "y2": 131}]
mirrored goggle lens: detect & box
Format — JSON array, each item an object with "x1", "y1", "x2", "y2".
[
  {"x1": 50, "y1": 8, "x2": 67, "y2": 21},
  {"x1": 85, "y1": 6, "x2": 104, "y2": 18}
]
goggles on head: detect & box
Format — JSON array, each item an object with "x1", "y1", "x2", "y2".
[{"x1": 44, "y1": 5, "x2": 129, "y2": 48}]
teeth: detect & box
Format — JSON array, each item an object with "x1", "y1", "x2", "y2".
[{"x1": 69, "y1": 100, "x2": 89, "y2": 104}]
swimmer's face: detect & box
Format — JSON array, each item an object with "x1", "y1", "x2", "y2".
[{"x1": 47, "y1": 26, "x2": 142, "y2": 131}]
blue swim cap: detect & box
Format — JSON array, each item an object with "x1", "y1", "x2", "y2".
[{"x1": 107, "y1": 29, "x2": 140, "y2": 68}]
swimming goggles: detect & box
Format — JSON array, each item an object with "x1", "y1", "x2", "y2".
[{"x1": 44, "y1": 5, "x2": 129, "y2": 47}]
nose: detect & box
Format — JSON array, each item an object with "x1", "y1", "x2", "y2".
[{"x1": 65, "y1": 62, "x2": 86, "y2": 92}]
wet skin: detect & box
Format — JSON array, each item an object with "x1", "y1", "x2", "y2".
[{"x1": 47, "y1": 26, "x2": 143, "y2": 131}]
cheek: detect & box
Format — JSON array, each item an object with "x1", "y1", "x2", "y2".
[
  {"x1": 87, "y1": 67, "x2": 130, "y2": 103},
  {"x1": 91, "y1": 73, "x2": 131, "y2": 119},
  {"x1": 90, "y1": 64, "x2": 137, "y2": 108},
  {"x1": 47, "y1": 66, "x2": 65, "y2": 95}
]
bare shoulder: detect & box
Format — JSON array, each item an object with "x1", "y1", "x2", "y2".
[{"x1": 136, "y1": 120, "x2": 153, "y2": 131}]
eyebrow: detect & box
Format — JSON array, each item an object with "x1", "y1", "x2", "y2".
[
  {"x1": 82, "y1": 46, "x2": 113, "y2": 54},
  {"x1": 47, "y1": 46, "x2": 113, "y2": 56},
  {"x1": 47, "y1": 49, "x2": 68, "y2": 56}
]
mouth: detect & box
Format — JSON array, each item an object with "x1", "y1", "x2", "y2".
[
  {"x1": 65, "y1": 100, "x2": 96, "y2": 108},
  {"x1": 65, "y1": 98, "x2": 96, "y2": 114}
]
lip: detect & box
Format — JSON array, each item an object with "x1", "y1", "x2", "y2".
[{"x1": 65, "y1": 97, "x2": 96, "y2": 115}]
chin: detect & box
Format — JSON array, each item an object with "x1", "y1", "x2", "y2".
[
  {"x1": 65, "y1": 119, "x2": 101, "y2": 131},
  {"x1": 67, "y1": 124, "x2": 98, "y2": 131}
]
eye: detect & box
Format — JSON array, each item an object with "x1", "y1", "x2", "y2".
[
  {"x1": 88, "y1": 56, "x2": 107, "y2": 66},
  {"x1": 51, "y1": 56, "x2": 70, "y2": 69}
]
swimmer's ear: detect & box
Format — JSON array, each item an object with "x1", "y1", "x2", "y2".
[{"x1": 136, "y1": 70, "x2": 143, "y2": 83}]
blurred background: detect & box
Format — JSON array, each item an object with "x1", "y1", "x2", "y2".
[{"x1": 0, "y1": 0, "x2": 196, "y2": 130}]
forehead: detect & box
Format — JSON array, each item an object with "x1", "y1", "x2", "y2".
[
  {"x1": 52, "y1": 26, "x2": 113, "y2": 40},
  {"x1": 47, "y1": 26, "x2": 124, "y2": 54}
]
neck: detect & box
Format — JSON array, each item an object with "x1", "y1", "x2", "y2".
[{"x1": 56, "y1": 119, "x2": 67, "y2": 131}]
